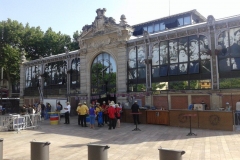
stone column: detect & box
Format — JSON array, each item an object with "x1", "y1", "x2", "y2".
[
  {"x1": 19, "y1": 51, "x2": 27, "y2": 107},
  {"x1": 116, "y1": 44, "x2": 128, "y2": 103},
  {"x1": 79, "y1": 51, "x2": 88, "y2": 101}
]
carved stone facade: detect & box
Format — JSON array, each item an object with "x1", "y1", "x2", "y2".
[{"x1": 77, "y1": 8, "x2": 133, "y2": 103}]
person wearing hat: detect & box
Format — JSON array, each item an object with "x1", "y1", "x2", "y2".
[
  {"x1": 76, "y1": 102, "x2": 89, "y2": 127},
  {"x1": 131, "y1": 100, "x2": 140, "y2": 125},
  {"x1": 102, "y1": 101, "x2": 109, "y2": 124},
  {"x1": 108, "y1": 102, "x2": 116, "y2": 130},
  {"x1": 64, "y1": 102, "x2": 71, "y2": 124},
  {"x1": 225, "y1": 102, "x2": 231, "y2": 111}
]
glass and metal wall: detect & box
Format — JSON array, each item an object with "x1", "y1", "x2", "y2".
[
  {"x1": 43, "y1": 61, "x2": 67, "y2": 87},
  {"x1": 70, "y1": 58, "x2": 80, "y2": 88},
  {"x1": 25, "y1": 65, "x2": 41, "y2": 88},
  {"x1": 127, "y1": 35, "x2": 212, "y2": 92},
  {"x1": 218, "y1": 26, "x2": 240, "y2": 88},
  {"x1": 128, "y1": 46, "x2": 147, "y2": 92}
]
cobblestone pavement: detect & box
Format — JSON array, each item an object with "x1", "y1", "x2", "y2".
[{"x1": 1, "y1": 116, "x2": 240, "y2": 160}]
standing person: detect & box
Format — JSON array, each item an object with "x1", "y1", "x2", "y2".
[
  {"x1": 131, "y1": 101, "x2": 140, "y2": 125},
  {"x1": 64, "y1": 102, "x2": 71, "y2": 124},
  {"x1": 45, "y1": 103, "x2": 51, "y2": 119},
  {"x1": 76, "y1": 103, "x2": 82, "y2": 126},
  {"x1": 77, "y1": 102, "x2": 89, "y2": 127},
  {"x1": 28, "y1": 104, "x2": 34, "y2": 114},
  {"x1": 225, "y1": 102, "x2": 232, "y2": 111},
  {"x1": 56, "y1": 102, "x2": 62, "y2": 122},
  {"x1": 102, "y1": 101, "x2": 109, "y2": 124},
  {"x1": 38, "y1": 102, "x2": 43, "y2": 119},
  {"x1": 95, "y1": 103, "x2": 103, "y2": 127},
  {"x1": 89, "y1": 104, "x2": 96, "y2": 129},
  {"x1": 115, "y1": 104, "x2": 122, "y2": 128},
  {"x1": 108, "y1": 102, "x2": 116, "y2": 130}
]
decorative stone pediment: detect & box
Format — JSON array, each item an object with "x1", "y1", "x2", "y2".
[{"x1": 78, "y1": 8, "x2": 134, "y2": 50}]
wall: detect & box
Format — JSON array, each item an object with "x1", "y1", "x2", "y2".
[
  {"x1": 192, "y1": 95, "x2": 210, "y2": 109},
  {"x1": 153, "y1": 96, "x2": 168, "y2": 109},
  {"x1": 171, "y1": 95, "x2": 188, "y2": 109}
]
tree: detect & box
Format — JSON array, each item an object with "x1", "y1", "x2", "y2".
[
  {"x1": 0, "y1": 19, "x2": 23, "y2": 86},
  {"x1": 169, "y1": 81, "x2": 188, "y2": 90},
  {"x1": 0, "y1": 19, "x2": 81, "y2": 94}
]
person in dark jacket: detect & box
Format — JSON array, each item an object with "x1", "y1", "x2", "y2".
[{"x1": 131, "y1": 101, "x2": 140, "y2": 125}]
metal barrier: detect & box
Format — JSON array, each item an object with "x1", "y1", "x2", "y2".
[
  {"x1": 22, "y1": 114, "x2": 41, "y2": 129},
  {"x1": 12, "y1": 116, "x2": 25, "y2": 132},
  {"x1": 0, "y1": 114, "x2": 41, "y2": 132},
  {"x1": 0, "y1": 115, "x2": 17, "y2": 131}
]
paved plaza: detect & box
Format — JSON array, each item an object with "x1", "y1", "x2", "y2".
[{"x1": 1, "y1": 116, "x2": 240, "y2": 160}]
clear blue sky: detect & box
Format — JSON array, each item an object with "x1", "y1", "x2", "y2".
[{"x1": 1, "y1": 0, "x2": 240, "y2": 37}]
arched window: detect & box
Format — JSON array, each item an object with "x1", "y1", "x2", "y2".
[{"x1": 91, "y1": 53, "x2": 116, "y2": 95}]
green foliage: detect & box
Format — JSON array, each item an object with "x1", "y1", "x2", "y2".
[
  {"x1": 169, "y1": 81, "x2": 188, "y2": 90},
  {"x1": 137, "y1": 84, "x2": 146, "y2": 91},
  {"x1": 1, "y1": 44, "x2": 20, "y2": 82},
  {"x1": 189, "y1": 80, "x2": 199, "y2": 89},
  {"x1": 91, "y1": 62, "x2": 116, "y2": 94},
  {"x1": 0, "y1": 19, "x2": 81, "y2": 87},
  {"x1": 220, "y1": 78, "x2": 240, "y2": 88}
]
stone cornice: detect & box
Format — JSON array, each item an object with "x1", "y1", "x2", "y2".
[{"x1": 23, "y1": 50, "x2": 79, "y2": 67}]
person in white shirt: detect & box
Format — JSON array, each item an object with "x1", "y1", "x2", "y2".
[{"x1": 64, "y1": 102, "x2": 71, "y2": 124}]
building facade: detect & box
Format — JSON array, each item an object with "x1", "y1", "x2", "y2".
[{"x1": 20, "y1": 9, "x2": 240, "y2": 114}]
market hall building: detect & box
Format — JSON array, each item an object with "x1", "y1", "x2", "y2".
[{"x1": 20, "y1": 8, "x2": 240, "y2": 120}]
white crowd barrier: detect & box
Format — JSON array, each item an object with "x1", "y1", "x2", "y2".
[{"x1": 0, "y1": 114, "x2": 41, "y2": 132}]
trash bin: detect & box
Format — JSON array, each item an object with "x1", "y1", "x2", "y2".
[
  {"x1": 0, "y1": 138, "x2": 3, "y2": 160},
  {"x1": 87, "y1": 144, "x2": 110, "y2": 160},
  {"x1": 30, "y1": 141, "x2": 50, "y2": 160},
  {"x1": 158, "y1": 147, "x2": 185, "y2": 160}
]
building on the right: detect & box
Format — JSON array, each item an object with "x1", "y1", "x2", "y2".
[{"x1": 127, "y1": 9, "x2": 240, "y2": 111}]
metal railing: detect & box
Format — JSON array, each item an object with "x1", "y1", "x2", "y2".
[{"x1": 0, "y1": 114, "x2": 41, "y2": 132}]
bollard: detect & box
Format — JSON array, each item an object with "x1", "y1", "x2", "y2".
[
  {"x1": 30, "y1": 141, "x2": 50, "y2": 160},
  {"x1": 0, "y1": 138, "x2": 3, "y2": 160},
  {"x1": 158, "y1": 147, "x2": 185, "y2": 160},
  {"x1": 88, "y1": 144, "x2": 110, "y2": 160}
]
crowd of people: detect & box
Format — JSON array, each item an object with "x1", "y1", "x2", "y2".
[
  {"x1": 19, "y1": 100, "x2": 142, "y2": 130},
  {"x1": 19, "y1": 101, "x2": 52, "y2": 120},
  {"x1": 76, "y1": 100, "x2": 123, "y2": 130}
]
